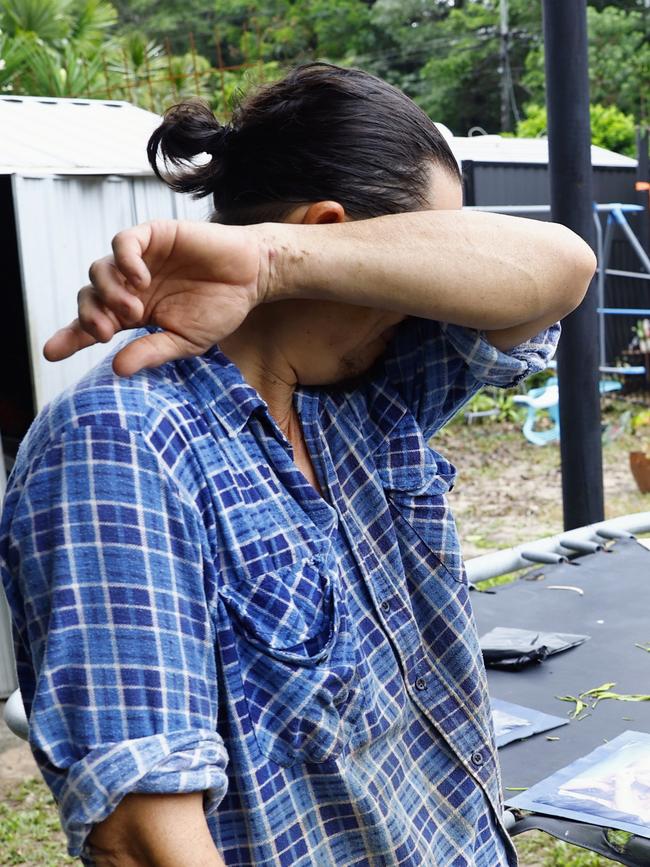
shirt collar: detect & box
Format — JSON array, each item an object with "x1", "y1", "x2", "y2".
[{"x1": 178, "y1": 345, "x2": 270, "y2": 438}]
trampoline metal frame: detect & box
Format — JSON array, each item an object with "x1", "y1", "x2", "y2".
[{"x1": 465, "y1": 511, "x2": 650, "y2": 583}]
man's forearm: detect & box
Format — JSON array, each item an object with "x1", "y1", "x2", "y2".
[
  {"x1": 87, "y1": 793, "x2": 225, "y2": 867},
  {"x1": 260, "y1": 210, "x2": 596, "y2": 330}
]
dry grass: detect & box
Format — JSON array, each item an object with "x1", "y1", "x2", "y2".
[{"x1": 440, "y1": 397, "x2": 649, "y2": 560}]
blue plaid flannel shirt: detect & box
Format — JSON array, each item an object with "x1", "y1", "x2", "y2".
[{"x1": 1, "y1": 317, "x2": 559, "y2": 865}]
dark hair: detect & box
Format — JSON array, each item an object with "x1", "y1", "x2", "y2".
[{"x1": 147, "y1": 63, "x2": 461, "y2": 225}]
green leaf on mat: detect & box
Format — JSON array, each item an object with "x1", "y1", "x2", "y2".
[
  {"x1": 557, "y1": 682, "x2": 650, "y2": 717},
  {"x1": 579, "y1": 682, "x2": 616, "y2": 697},
  {"x1": 556, "y1": 695, "x2": 589, "y2": 718}
]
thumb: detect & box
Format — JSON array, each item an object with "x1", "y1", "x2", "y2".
[{"x1": 112, "y1": 331, "x2": 200, "y2": 377}]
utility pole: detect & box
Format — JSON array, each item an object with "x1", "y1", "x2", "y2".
[
  {"x1": 499, "y1": 0, "x2": 510, "y2": 132},
  {"x1": 543, "y1": 0, "x2": 604, "y2": 530}
]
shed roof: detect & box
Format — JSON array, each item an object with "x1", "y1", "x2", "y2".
[
  {"x1": 0, "y1": 95, "x2": 160, "y2": 175},
  {"x1": 449, "y1": 134, "x2": 637, "y2": 169}
]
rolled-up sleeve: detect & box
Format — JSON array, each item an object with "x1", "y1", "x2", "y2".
[
  {"x1": 440, "y1": 321, "x2": 561, "y2": 389},
  {"x1": 381, "y1": 317, "x2": 560, "y2": 437},
  {"x1": 0, "y1": 424, "x2": 228, "y2": 858}
]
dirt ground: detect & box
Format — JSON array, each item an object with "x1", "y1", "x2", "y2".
[
  {"x1": 438, "y1": 400, "x2": 650, "y2": 560},
  {"x1": 0, "y1": 710, "x2": 38, "y2": 784}
]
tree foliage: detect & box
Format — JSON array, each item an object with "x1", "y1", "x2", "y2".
[
  {"x1": 0, "y1": 0, "x2": 647, "y2": 154},
  {"x1": 515, "y1": 102, "x2": 637, "y2": 156},
  {"x1": 521, "y1": 5, "x2": 650, "y2": 125}
]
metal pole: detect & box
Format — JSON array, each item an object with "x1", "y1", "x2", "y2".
[
  {"x1": 611, "y1": 205, "x2": 650, "y2": 273},
  {"x1": 593, "y1": 210, "x2": 606, "y2": 368},
  {"x1": 542, "y1": 0, "x2": 604, "y2": 529},
  {"x1": 636, "y1": 128, "x2": 649, "y2": 254}
]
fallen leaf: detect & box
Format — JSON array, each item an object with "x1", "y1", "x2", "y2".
[
  {"x1": 579, "y1": 682, "x2": 616, "y2": 698},
  {"x1": 556, "y1": 695, "x2": 589, "y2": 718}
]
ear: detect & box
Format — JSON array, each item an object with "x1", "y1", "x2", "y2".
[{"x1": 285, "y1": 200, "x2": 347, "y2": 225}]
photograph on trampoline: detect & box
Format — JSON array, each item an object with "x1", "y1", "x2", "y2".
[
  {"x1": 491, "y1": 698, "x2": 568, "y2": 748},
  {"x1": 507, "y1": 731, "x2": 650, "y2": 838}
]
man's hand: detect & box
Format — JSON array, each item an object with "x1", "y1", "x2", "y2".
[{"x1": 43, "y1": 220, "x2": 268, "y2": 377}]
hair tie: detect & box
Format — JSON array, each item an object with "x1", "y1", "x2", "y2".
[{"x1": 207, "y1": 124, "x2": 233, "y2": 157}]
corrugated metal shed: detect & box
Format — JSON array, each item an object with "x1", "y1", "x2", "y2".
[
  {"x1": 0, "y1": 95, "x2": 161, "y2": 174},
  {"x1": 451, "y1": 133, "x2": 638, "y2": 209},
  {"x1": 451, "y1": 133, "x2": 637, "y2": 169}
]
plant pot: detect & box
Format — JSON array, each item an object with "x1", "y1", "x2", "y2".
[{"x1": 629, "y1": 451, "x2": 650, "y2": 494}]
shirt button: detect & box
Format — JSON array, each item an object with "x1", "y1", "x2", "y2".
[
  {"x1": 470, "y1": 750, "x2": 484, "y2": 767},
  {"x1": 415, "y1": 677, "x2": 428, "y2": 691},
  {"x1": 380, "y1": 600, "x2": 391, "y2": 613}
]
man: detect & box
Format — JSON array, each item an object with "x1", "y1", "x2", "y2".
[{"x1": 1, "y1": 64, "x2": 595, "y2": 866}]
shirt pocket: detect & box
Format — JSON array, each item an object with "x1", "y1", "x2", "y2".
[
  {"x1": 376, "y1": 419, "x2": 466, "y2": 585},
  {"x1": 219, "y1": 554, "x2": 360, "y2": 767}
]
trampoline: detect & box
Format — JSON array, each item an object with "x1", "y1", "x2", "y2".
[{"x1": 470, "y1": 524, "x2": 650, "y2": 866}]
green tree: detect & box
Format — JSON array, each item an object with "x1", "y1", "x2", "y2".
[
  {"x1": 1, "y1": 0, "x2": 119, "y2": 96},
  {"x1": 16, "y1": 40, "x2": 107, "y2": 96},
  {"x1": 365, "y1": 0, "x2": 541, "y2": 134},
  {"x1": 0, "y1": 0, "x2": 217, "y2": 110},
  {"x1": 515, "y1": 102, "x2": 636, "y2": 156},
  {"x1": 3, "y1": 0, "x2": 649, "y2": 137},
  {"x1": 1, "y1": 0, "x2": 72, "y2": 42},
  {"x1": 0, "y1": 27, "x2": 29, "y2": 91},
  {"x1": 522, "y1": 4, "x2": 650, "y2": 124}
]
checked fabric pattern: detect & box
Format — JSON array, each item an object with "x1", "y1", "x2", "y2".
[{"x1": 1, "y1": 317, "x2": 559, "y2": 865}]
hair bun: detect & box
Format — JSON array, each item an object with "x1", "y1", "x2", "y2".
[{"x1": 147, "y1": 101, "x2": 231, "y2": 197}]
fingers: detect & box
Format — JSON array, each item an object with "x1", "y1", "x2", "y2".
[
  {"x1": 44, "y1": 272, "x2": 146, "y2": 362},
  {"x1": 111, "y1": 225, "x2": 155, "y2": 290},
  {"x1": 112, "y1": 331, "x2": 197, "y2": 378},
  {"x1": 86, "y1": 258, "x2": 146, "y2": 324},
  {"x1": 44, "y1": 222, "x2": 162, "y2": 366},
  {"x1": 43, "y1": 320, "x2": 99, "y2": 362}
]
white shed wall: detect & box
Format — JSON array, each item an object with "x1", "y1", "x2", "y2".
[{"x1": 12, "y1": 173, "x2": 210, "y2": 411}]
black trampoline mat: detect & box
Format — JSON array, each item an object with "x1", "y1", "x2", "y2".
[{"x1": 470, "y1": 539, "x2": 650, "y2": 792}]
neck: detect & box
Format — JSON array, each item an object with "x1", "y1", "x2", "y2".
[{"x1": 219, "y1": 319, "x2": 298, "y2": 440}]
